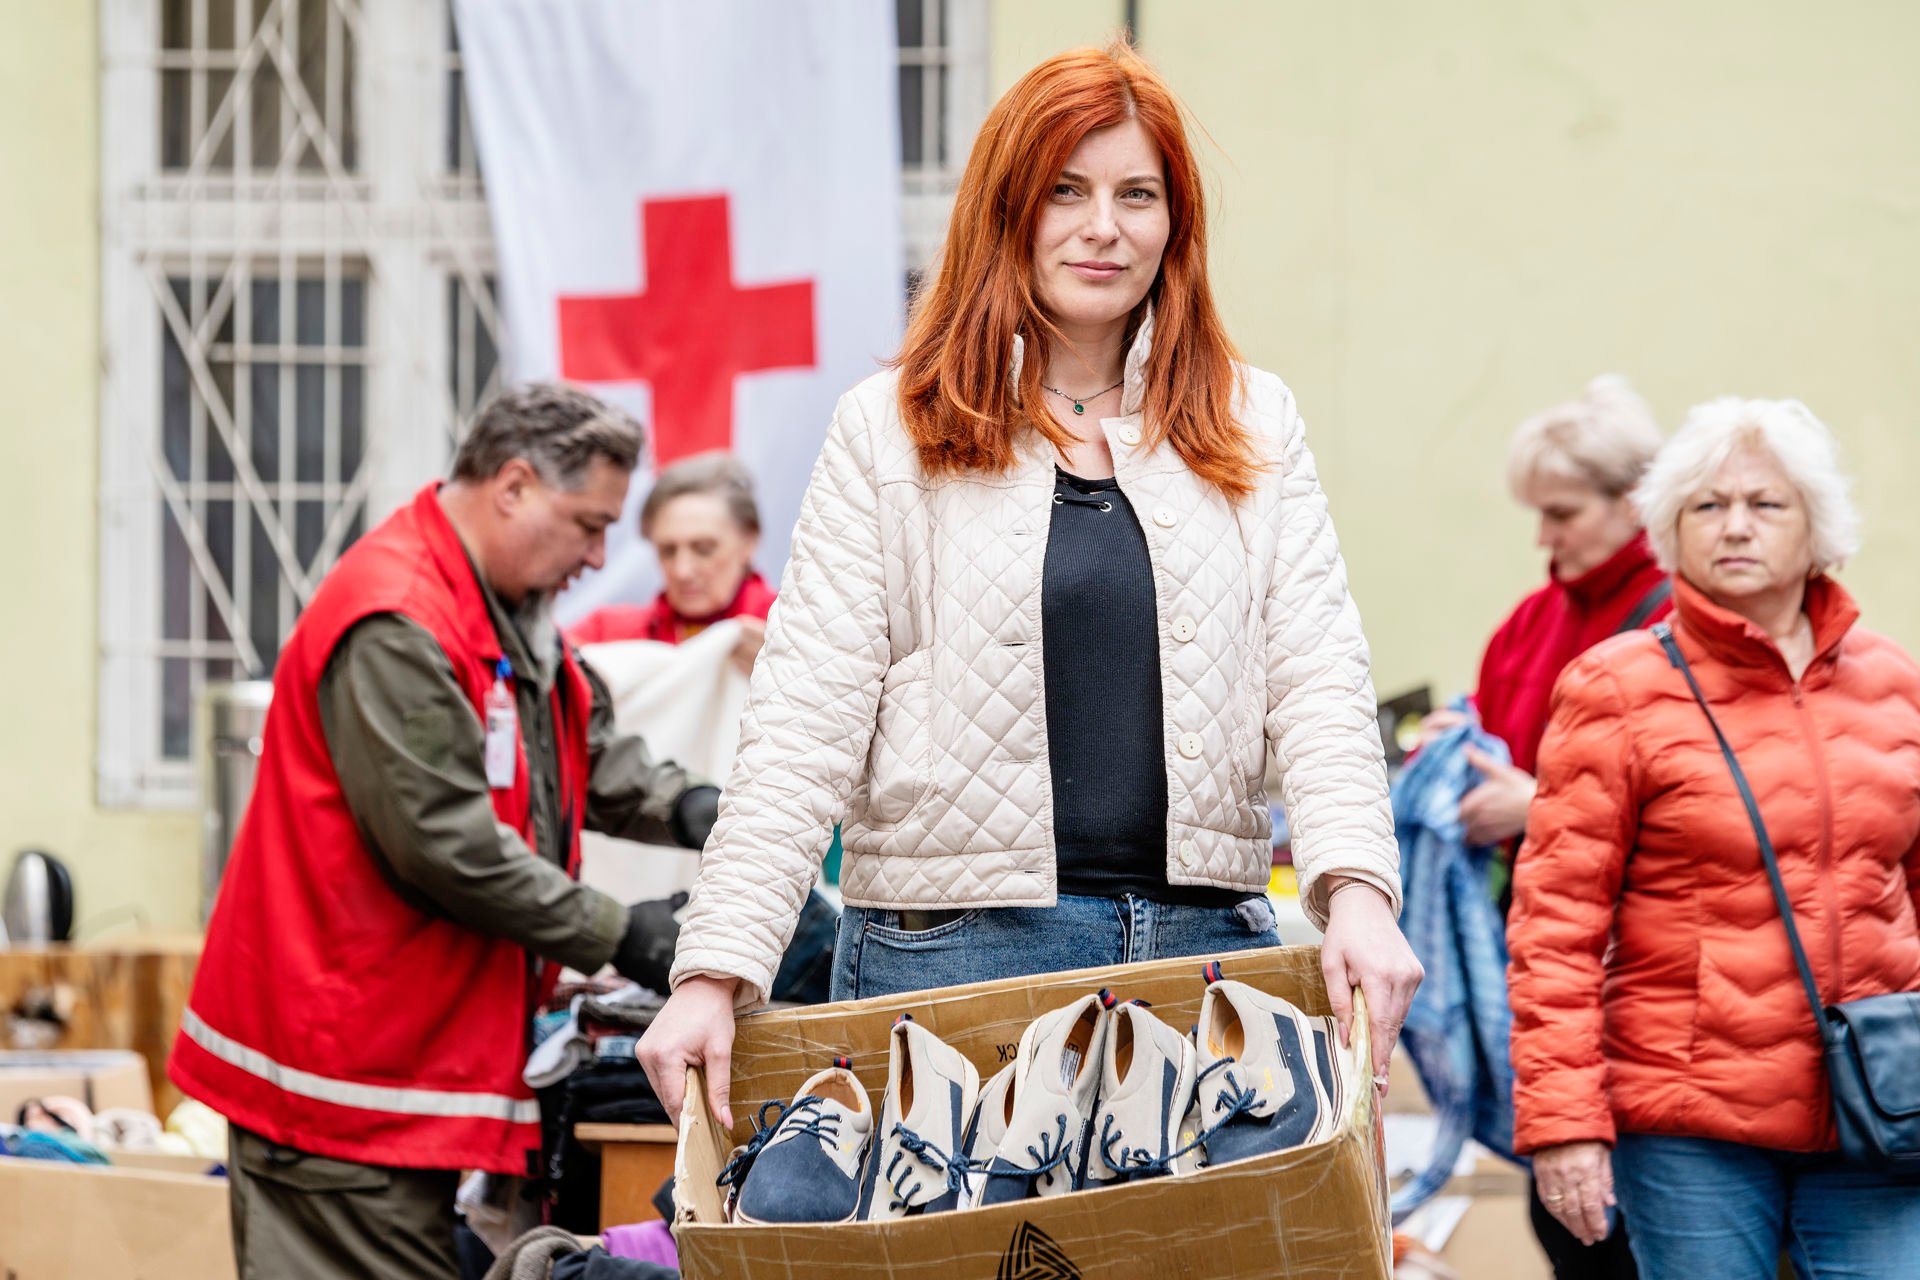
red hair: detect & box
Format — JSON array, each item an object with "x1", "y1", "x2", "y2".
[{"x1": 893, "y1": 41, "x2": 1258, "y2": 499}]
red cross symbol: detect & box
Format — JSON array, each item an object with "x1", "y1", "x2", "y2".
[{"x1": 557, "y1": 194, "x2": 816, "y2": 469}]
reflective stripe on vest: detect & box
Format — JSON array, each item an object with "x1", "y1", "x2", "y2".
[{"x1": 180, "y1": 1008, "x2": 540, "y2": 1125}]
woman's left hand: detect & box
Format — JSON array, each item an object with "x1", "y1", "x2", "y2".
[
  {"x1": 1318, "y1": 879, "x2": 1423, "y2": 1091},
  {"x1": 1459, "y1": 747, "x2": 1537, "y2": 847}
]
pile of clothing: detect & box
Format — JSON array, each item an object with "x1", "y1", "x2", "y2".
[
  {"x1": 0, "y1": 1092, "x2": 225, "y2": 1168},
  {"x1": 480, "y1": 1225, "x2": 677, "y2": 1280},
  {"x1": 716, "y1": 962, "x2": 1358, "y2": 1224},
  {"x1": 523, "y1": 979, "x2": 671, "y2": 1234}
]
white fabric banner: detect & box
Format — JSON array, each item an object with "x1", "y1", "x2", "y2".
[{"x1": 453, "y1": 0, "x2": 904, "y2": 620}]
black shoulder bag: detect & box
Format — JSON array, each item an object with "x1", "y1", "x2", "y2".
[{"x1": 1655, "y1": 622, "x2": 1920, "y2": 1172}]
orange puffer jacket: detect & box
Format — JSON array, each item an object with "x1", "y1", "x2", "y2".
[{"x1": 1509, "y1": 574, "x2": 1920, "y2": 1155}]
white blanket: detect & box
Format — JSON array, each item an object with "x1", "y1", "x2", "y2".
[{"x1": 575, "y1": 620, "x2": 750, "y2": 903}]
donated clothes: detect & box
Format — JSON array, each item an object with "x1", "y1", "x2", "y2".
[{"x1": 1390, "y1": 713, "x2": 1522, "y2": 1218}]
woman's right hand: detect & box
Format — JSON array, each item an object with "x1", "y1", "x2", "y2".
[
  {"x1": 1531, "y1": 1140, "x2": 1617, "y2": 1245},
  {"x1": 637, "y1": 974, "x2": 742, "y2": 1130}
]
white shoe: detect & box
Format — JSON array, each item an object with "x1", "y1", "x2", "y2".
[
  {"x1": 1189, "y1": 965, "x2": 1336, "y2": 1169},
  {"x1": 1084, "y1": 996, "x2": 1199, "y2": 1186},
  {"x1": 725, "y1": 1057, "x2": 873, "y2": 1224},
  {"x1": 960, "y1": 1060, "x2": 1016, "y2": 1207},
  {"x1": 857, "y1": 1015, "x2": 980, "y2": 1219},
  {"x1": 975, "y1": 991, "x2": 1110, "y2": 1205}
]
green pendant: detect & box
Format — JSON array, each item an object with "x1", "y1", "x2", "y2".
[{"x1": 1072, "y1": 403, "x2": 1085, "y2": 415}]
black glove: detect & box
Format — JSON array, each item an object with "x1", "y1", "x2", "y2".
[
  {"x1": 610, "y1": 891, "x2": 689, "y2": 992},
  {"x1": 668, "y1": 784, "x2": 721, "y2": 850}
]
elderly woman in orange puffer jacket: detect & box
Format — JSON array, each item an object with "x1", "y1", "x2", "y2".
[{"x1": 1507, "y1": 396, "x2": 1920, "y2": 1279}]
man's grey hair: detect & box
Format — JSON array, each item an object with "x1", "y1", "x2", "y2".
[
  {"x1": 640, "y1": 450, "x2": 762, "y2": 538},
  {"x1": 1633, "y1": 396, "x2": 1861, "y2": 574},
  {"x1": 452, "y1": 382, "x2": 644, "y2": 489}
]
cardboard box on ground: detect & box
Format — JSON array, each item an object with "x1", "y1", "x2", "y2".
[
  {"x1": 673, "y1": 945, "x2": 1392, "y2": 1280},
  {"x1": 0, "y1": 1050, "x2": 234, "y2": 1280},
  {"x1": 0, "y1": 1158, "x2": 233, "y2": 1280}
]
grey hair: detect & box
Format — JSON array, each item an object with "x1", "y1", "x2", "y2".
[
  {"x1": 1506, "y1": 375, "x2": 1663, "y2": 500},
  {"x1": 452, "y1": 382, "x2": 644, "y2": 489},
  {"x1": 1632, "y1": 396, "x2": 1861, "y2": 574},
  {"x1": 639, "y1": 450, "x2": 761, "y2": 538}
]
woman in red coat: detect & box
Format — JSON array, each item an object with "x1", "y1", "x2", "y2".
[
  {"x1": 1511, "y1": 398, "x2": 1920, "y2": 1278},
  {"x1": 1420, "y1": 376, "x2": 1667, "y2": 1279},
  {"x1": 567, "y1": 451, "x2": 776, "y2": 673},
  {"x1": 1428, "y1": 378, "x2": 1670, "y2": 858}
]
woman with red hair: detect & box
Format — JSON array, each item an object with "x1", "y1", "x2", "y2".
[{"x1": 641, "y1": 42, "x2": 1419, "y2": 1130}]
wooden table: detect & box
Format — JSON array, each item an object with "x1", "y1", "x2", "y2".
[
  {"x1": 574, "y1": 1122, "x2": 680, "y2": 1227},
  {"x1": 0, "y1": 935, "x2": 202, "y2": 1116}
]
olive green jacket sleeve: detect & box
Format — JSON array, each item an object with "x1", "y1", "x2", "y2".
[{"x1": 317, "y1": 614, "x2": 628, "y2": 975}]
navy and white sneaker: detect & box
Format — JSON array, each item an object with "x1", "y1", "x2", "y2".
[
  {"x1": 1085, "y1": 994, "x2": 1199, "y2": 1186},
  {"x1": 959, "y1": 1060, "x2": 1017, "y2": 1208},
  {"x1": 858, "y1": 1014, "x2": 981, "y2": 1219},
  {"x1": 1189, "y1": 963, "x2": 1336, "y2": 1169},
  {"x1": 976, "y1": 992, "x2": 1110, "y2": 1205},
  {"x1": 722, "y1": 1057, "x2": 873, "y2": 1224}
]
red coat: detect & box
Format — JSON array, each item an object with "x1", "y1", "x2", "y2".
[
  {"x1": 169, "y1": 484, "x2": 594, "y2": 1174},
  {"x1": 1509, "y1": 575, "x2": 1920, "y2": 1154},
  {"x1": 1474, "y1": 533, "x2": 1672, "y2": 775},
  {"x1": 566, "y1": 572, "x2": 777, "y2": 646}
]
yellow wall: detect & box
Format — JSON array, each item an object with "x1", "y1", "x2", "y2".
[
  {"x1": 8, "y1": 3, "x2": 1918, "y2": 934},
  {"x1": 0, "y1": 2, "x2": 200, "y2": 936},
  {"x1": 992, "y1": 1, "x2": 1920, "y2": 703}
]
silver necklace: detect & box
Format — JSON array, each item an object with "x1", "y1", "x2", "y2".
[{"x1": 1041, "y1": 378, "x2": 1123, "y2": 416}]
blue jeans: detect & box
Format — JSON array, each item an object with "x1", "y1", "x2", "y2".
[
  {"x1": 829, "y1": 892, "x2": 1281, "y2": 1001},
  {"x1": 1612, "y1": 1133, "x2": 1920, "y2": 1279}
]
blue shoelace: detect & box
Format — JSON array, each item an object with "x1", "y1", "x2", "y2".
[
  {"x1": 883, "y1": 1122, "x2": 985, "y2": 1211},
  {"x1": 715, "y1": 1095, "x2": 843, "y2": 1191},
  {"x1": 1096, "y1": 1055, "x2": 1263, "y2": 1179}
]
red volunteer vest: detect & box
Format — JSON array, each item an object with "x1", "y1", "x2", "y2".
[{"x1": 169, "y1": 484, "x2": 593, "y2": 1174}]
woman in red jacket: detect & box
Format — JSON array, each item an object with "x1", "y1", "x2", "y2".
[
  {"x1": 1511, "y1": 398, "x2": 1920, "y2": 1278},
  {"x1": 567, "y1": 451, "x2": 777, "y2": 673},
  {"x1": 1429, "y1": 377, "x2": 1669, "y2": 853},
  {"x1": 1423, "y1": 376, "x2": 1666, "y2": 1278}
]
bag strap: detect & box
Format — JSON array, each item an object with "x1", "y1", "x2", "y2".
[
  {"x1": 1614, "y1": 577, "x2": 1673, "y2": 636},
  {"x1": 1652, "y1": 622, "x2": 1830, "y2": 1028}
]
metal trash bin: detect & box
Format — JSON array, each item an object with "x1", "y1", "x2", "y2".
[{"x1": 197, "y1": 681, "x2": 273, "y2": 923}]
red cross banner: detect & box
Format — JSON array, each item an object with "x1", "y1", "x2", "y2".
[{"x1": 453, "y1": 0, "x2": 903, "y2": 616}]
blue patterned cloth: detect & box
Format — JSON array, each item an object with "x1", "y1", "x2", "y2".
[{"x1": 1390, "y1": 709, "x2": 1524, "y2": 1219}]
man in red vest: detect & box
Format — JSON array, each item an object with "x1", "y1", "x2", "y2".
[{"x1": 170, "y1": 384, "x2": 721, "y2": 1279}]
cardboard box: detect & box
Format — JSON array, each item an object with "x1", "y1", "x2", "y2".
[
  {"x1": 673, "y1": 945, "x2": 1390, "y2": 1279},
  {"x1": 0, "y1": 1049, "x2": 153, "y2": 1121},
  {"x1": 0, "y1": 1157, "x2": 234, "y2": 1280}
]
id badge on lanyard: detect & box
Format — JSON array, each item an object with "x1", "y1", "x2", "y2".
[{"x1": 484, "y1": 657, "x2": 518, "y2": 790}]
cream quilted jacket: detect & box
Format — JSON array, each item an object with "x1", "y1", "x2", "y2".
[{"x1": 673, "y1": 321, "x2": 1400, "y2": 1005}]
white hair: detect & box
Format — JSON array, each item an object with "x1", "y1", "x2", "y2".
[
  {"x1": 1506, "y1": 374, "x2": 1663, "y2": 499},
  {"x1": 1632, "y1": 396, "x2": 1860, "y2": 573}
]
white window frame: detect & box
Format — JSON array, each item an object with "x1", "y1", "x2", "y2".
[
  {"x1": 99, "y1": 0, "x2": 488, "y2": 807},
  {"x1": 98, "y1": 0, "x2": 986, "y2": 808},
  {"x1": 899, "y1": 0, "x2": 990, "y2": 271}
]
